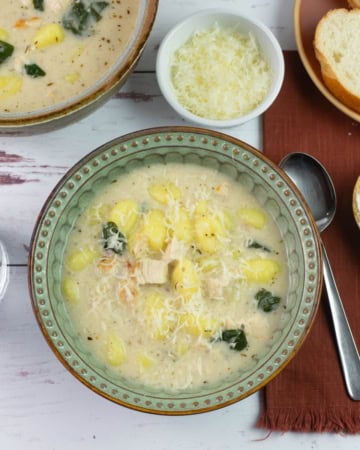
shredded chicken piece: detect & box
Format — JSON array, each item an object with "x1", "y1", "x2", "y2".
[
  {"x1": 118, "y1": 280, "x2": 138, "y2": 302},
  {"x1": 130, "y1": 234, "x2": 148, "y2": 258},
  {"x1": 204, "y1": 278, "x2": 225, "y2": 299},
  {"x1": 136, "y1": 259, "x2": 168, "y2": 285},
  {"x1": 204, "y1": 272, "x2": 232, "y2": 300},
  {"x1": 162, "y1": 238, "x2": 186, "y2": 262}
]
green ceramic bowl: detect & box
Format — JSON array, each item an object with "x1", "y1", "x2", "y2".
[{"x1": 29, "y1": 126, "x2": 322, "y2": 415}]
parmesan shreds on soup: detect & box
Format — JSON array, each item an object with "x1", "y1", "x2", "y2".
[
  {"x1": 62, "y1": 163, "x2": 289, "y2": 391},
  {"x1": 0, "y1": 0, "x2": 140, "y2": 113}
]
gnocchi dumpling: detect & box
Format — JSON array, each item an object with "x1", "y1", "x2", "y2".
[
  {"x1": 243, "y1": 258, "x2": 280, "y2": 283},
  {"x1": 32, "y1": 24, "x2": 65, "y2": 49},
  {"x1": 66, "y1": 247, "x2": 98, "y2": 271},
  {"x1": 0, "y1": 28, "x2": 9, "y2": 41},
  {"x1": 194, "y1": 215, "x2": 226, "y2": 254},
  {"x1": 108, "y1": 199, "x2": 139, "y2": 236},
  {"x1": 148, "y1": 180, "x2": 181, "y2": 205},
  {"x1": 237, "y1": 207, "x2": 267, "y2": 229},
  {"x1": 62, "y1": 276, "x2": 79, "y2": 304},
  {"x1": 137, "y1": 352, "x2": 155, "y2": 370},
  {"x1": 106, "y1": 332, "x2": 126, "y2": 366},
  {"x1": 171, "y1": 258, "x2": 200, "y2": 300},
  {"x1": 179, "y1": 312, "x2": 218, "y2": 337},
  {"x1": 143, "y1": 209, "x2": 167, "y2": 251},
  {"x1": 0, "y1": 75, "x2": 22, "y2": 99},
  {"x1": 171, "y1": 206, "x2": 193, "y2": 243}
]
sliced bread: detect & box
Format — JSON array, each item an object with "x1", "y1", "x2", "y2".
[
  {"x1": 348, "y1": 0, "x2": 360, "y2": 8},
  {"x1": 353, "y1": 176, "x2": 360, "y2": 230},
  {"x1": 314, "y1": 8, "x2": 360, "y2": 112}
]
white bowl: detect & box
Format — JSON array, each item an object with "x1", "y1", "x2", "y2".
[{"x1": 156, "y1": 9, "x2": 285, "y2": 128}]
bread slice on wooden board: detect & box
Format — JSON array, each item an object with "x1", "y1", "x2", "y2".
[
  {"x1": 353, "y1": 176, "x2": 360, "y2": 229},
  {"x1": 348, "y1": 0, "x2": 360, "y2": 8},
  {"x1": 314, "y1": 8, "x2": 360, "y2": 112}
]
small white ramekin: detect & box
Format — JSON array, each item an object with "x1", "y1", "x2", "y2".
[{"x1": 156, "y1": 9, "x2": 285, "y2": 128}]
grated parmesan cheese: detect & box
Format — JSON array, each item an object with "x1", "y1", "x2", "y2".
[{"x1": 171, "y1": 23, "x2": 272, "y2": 120}]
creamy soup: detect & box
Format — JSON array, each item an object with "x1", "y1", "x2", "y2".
[
  {"x1": 62, "y1": 163, "x2": 289, "y2": 391},
  {"x1": 0, "y1": 0, "x2": 140, "y2": 113}
]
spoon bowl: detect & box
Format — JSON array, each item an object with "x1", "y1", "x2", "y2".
[
  {"x1": 280, "y1": 152, "x2": 360, "y2": 401},
  {"x1": 279, "y1": 153, "x2": 336, "y2": 231}
]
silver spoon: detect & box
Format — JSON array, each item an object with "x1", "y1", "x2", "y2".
[
  {"x1": 279, "y1": 152, "x2": 360, "y2": 400},
  {"x1": 0, "y1": 241, "x2": 9, "y2": 302}
]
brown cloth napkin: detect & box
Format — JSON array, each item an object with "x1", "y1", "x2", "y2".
[{"x1": 256, "y1": 51, "x2": 360, "y2": 433}]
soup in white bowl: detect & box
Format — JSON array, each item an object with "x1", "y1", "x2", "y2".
[{"x1": 0, "y1": 0, "x2": 140, "y2": 113}]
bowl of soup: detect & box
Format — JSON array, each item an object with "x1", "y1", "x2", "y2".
[
  {"x1": 29, "y1": 126, "x2": 322, "y2": 414},
  {"x1": 0, "y1": 0, "x2": 158, "y2": 134}
]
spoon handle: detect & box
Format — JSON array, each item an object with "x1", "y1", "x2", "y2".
[{"x1": 322, "y1": 242, "x2": 360, "y2": 400}]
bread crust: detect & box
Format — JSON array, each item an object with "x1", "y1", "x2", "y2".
[
  {"x1": 353, "y1": 176, "x2": 360, "y2": 230},
  {"x1": 314, "y1": 8, "x2": 360, "y2": 113},
  {"x1": 348, "y1": 0, "x2": 360, "y2": 9}
]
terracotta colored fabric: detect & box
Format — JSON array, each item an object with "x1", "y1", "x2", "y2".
[{"x1": 257, "y1": 51, "x2": 360, "y2": 433}]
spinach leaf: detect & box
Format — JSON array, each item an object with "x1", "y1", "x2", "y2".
[
  {"x1": 255, "y1": 288, "x2": 280, "y2": 313},
  {"x1": 33, "y1": 0, "x2": 44, "y2": 11},
  {"x1": 247, "y1": 241, "x2": 270, "y2": 252},
  {"x1": 90, "y1": 2, "x2": 109, "y2": 21},
  {"x1": 220, "y1": 329, "x2": 248, "y2": 352},
  {"x1": 102, "y1": 221, "x2": 126, "y2": 255},
  {"x1": 62, "y1": 1, "x2": 109, "y2": 36},
  {"x1": 24, "y1": 63, "x2": 46, "y2": 78},
  {"x1": 0, "y1": 41, "x2": 14, "y2": 65},
  {"x1": 62, "y1": 1, "x2": 90, "y2": 35}
]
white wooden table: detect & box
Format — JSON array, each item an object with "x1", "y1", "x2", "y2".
[{"x1": 1, "y1": 1, "x2": 358, "y2": 448}]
